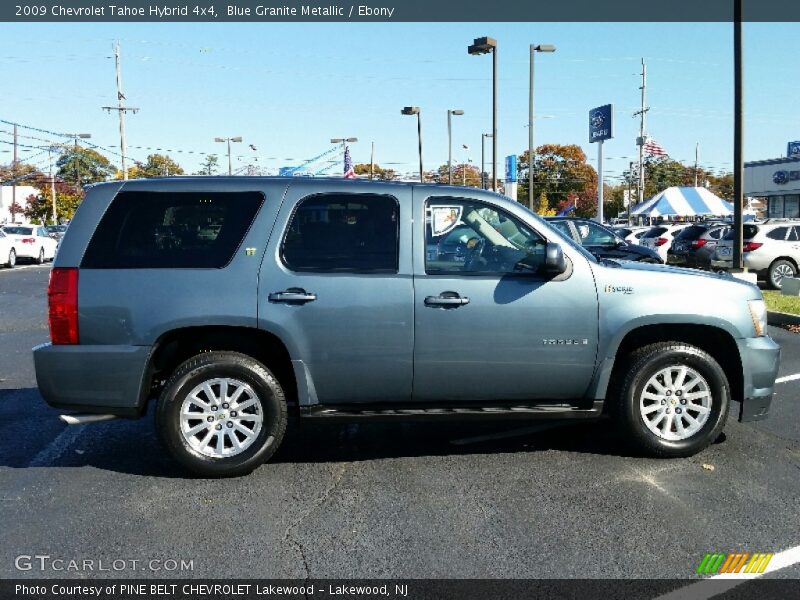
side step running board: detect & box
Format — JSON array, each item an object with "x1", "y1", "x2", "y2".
[{"x1": 301, "y1": 402, "x2": 603, "y2": 421}]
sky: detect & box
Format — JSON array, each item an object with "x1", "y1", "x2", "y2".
[{"x1": 1, "y1": 21, "x2": 799, "y2": 184}]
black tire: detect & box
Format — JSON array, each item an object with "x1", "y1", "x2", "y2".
[
  {"x1": 36, "y1": 247, "x2": 44, "y2": 265},
  {"x1": 7, "y1": 248, "x2": 15, "y2": 269},
  {"x1": 155, "y1": 351, "x2": 287, "y2": 477},
  {"x1": 767, "y1": 259, "x2": 796, "y2": 290},
  {"x1": 611, "y1": 342, "x2": 730, "y2": 458}
]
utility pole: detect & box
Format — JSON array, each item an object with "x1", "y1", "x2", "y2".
[
  {"x1": 102, "y1": 42, "x2": 139, "y2": 180},
  {"x1": 633, "y1": 58, "x2": 649, "y2": 205},
  {"x1": 11, "y1": 124, "x2": 17, "y2": 223},
  {"x1": 49, "y1": 146, "x2": 57, "y2": 223},
  {"x1": 370, "y1": 142, "x2": 375, "y2": 180},
  {"x1": 694, "y1": 142, "x2": 700, "y2": 187},
  {"x1": 627, "y1": 161, "x2": 634, "y2": 223},
  {"x1": 733, "y1": 0, "x2": 744, "y2": 271}
]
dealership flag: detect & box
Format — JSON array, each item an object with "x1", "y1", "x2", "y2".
[
  {"x1": 643, "y1": 138, "x2": 668, "y2": 157},
  {"x1": 343, "y1": 146, "x2": 356, "y2": 179}
]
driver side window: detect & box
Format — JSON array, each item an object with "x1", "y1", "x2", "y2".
[{"x1": 425, "y1": 197, "x2": 546, "y2": 275}]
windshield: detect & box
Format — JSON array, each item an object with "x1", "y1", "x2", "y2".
[
  {"x1": 524, "y1": 213, "x2": 597, "y2": 264},
  {"x1": 47, "y1": 225, "x2": 67, "y2": 232},
  {"x1": 3, "y1": 227, "x2": 33, "y2": 235},
  {"x1": 642, "y1": 227, "x2": 667, "y2": 238}
]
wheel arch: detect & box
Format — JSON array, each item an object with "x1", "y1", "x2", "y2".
[
  {"x1": 141, "y1": 325, "x2": 297, "y2": 413},
  {"x1": 597, "y1": 323, "x2": 743, "y2": 410}
]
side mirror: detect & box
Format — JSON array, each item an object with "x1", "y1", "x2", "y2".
[{"x1": 544, "y1": 242, "x2": 567, "y2": 275}]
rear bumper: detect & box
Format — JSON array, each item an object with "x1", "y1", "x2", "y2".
[
  {"x1": 736, "y1": 335, "x2": 780, "y2": 422},
  {"x1": 33, "y1": 343, "x2": 152, "y2": 417}
]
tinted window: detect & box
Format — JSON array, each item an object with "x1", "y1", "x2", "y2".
[
  {"x1": 548, "y1": 220, "x2": 574, "y2": 239},
  {"x1": 3, "y1": 227, "x2": 33, "y2": 235},
  {"x1": 82, "y1": 191, "x2": 263, "y2": 269},
  {"x1": 789, "y1": 227, "x2": 800, "y2": 242},
  {"x1": 723, "y1": 225, "x2": 759, "y2": 241},
  {"x1": 766, "y1": 227, "x2": 789, "y2": 241},
  {"x1": 574, "y1": 220, "x2": 618, "y2": 246},
  {"x1": 282, "y1": 193, "x2": 399, "y2": 273},
  {"x1": 642, "y1": 227, "x2": 667, "y2": 238},
  {"x1": 675, "y1": 226, "x2": 707, "y2": 240},
  {"x1": 426, "y1": 198, "x2": 546, "y2": 274},
  {"x1": 614, "y1": 228, "x2": 632, "y2": 237}
]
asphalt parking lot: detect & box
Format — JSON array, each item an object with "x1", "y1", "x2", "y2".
[{"x1": 1, "y1": 265, "x2": 798, "y2": 582}]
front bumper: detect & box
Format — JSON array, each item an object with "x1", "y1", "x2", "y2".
[
  {"x1": 33, "y1": 343, "x2": 152, "y2": 417},
  {"x1": 736, "y1": 335, "x2": 780, "y2": 422}
]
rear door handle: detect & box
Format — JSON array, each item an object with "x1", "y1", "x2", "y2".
[
  {"x1": 269, "y1": 288, "x2": 317, "y2": 303},
  {"x1": 424, "y1": 292, "x2": 470, "y2": 307}
]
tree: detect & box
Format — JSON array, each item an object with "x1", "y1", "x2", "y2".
[
  {"x1": 196, "y1": 154, "x2": 220, "y2": 176},
  {"x1": 23, "y1": 179, "x2": 84, "y2": 223},
  {"x1": 8, "y1": 199, "x2": 25, "y2": 223},
  {"x1": 127, "y1": 154, "x2": 185, "y2": 178},
  {"x1": 0, "y1": 162, "x2": 47, "y2": 187},
  {"x1": 435, "y1": 163, "x2": 481, "y2": 187},
  {"x1": 354, "y1": 163, "x2": 397, "y2": 181},
  {"x1": 535, "y1": 191, "x2": 555, "y2": 216},
  {"x1": 519, "y1": 144, "x2": 598, "y2": 209},
  {"x1": 56, "y1": 146, "x2": 116, "y2": 187}
]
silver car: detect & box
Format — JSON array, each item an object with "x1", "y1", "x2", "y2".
[{"x1": 711, "y1": 220, "x2": 800, "y2": 288}]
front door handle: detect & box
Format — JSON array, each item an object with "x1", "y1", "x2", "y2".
[
  {"x1": 269, "y1": 288, "x2": 317, "y2": 303},
  {"x1": 424, "y1": 292, "x2": 470, "y2": 307}
]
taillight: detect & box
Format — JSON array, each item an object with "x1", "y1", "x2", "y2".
[
  {"x1": 654, "y1": 237, "x2": 668, "y2": 247},
  {"x1": 743, "y1": 242, "x2": 762, "y2": 252},
  {"x1": 48, "y1": 268, "x2": 79, "y2": 345},
  {"x1": 691, "y1": 239, "x2": 708, "y2": 249},
  {"x1": 21, "y1": 237, "x2": 35, "y2": 244}
]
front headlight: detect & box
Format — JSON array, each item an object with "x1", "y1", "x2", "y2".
[{"x1": 748, "y1": 299, "x2": 768, "y2": 337}]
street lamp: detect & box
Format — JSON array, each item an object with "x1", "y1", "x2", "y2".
[
  {"x1": 214, "y1": 136, "x2": 242, "y2": 175},
  {"x1": 69, "y1": 133, "x2": 91, "y2": 188},
  {"x1": 528, "y1": 43, "x2": 556, "y2": 210},
  {"x1": 468, "y1": 36, "x2": 497, "y2": 191},
  {"x1": 447, "y1": 109, "x2": 464, "y2": 184},
  {"x1": 481, "y1": 133, "x2": 492, "y2": 190},
  {"x1": 401, "y1": 107, "x2": 424, "y2": 183}
]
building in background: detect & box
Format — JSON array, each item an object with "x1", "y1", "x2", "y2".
[
  {"x1": 745, "y1": 157, "x2": 800, "y2": 219},
  {"x1": 0, "y1": 185, "x2": 38, "y2": 224}
]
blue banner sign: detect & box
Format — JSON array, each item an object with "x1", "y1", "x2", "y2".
[
  {"x1": 589, "y1": 104, "x2": 614, "y2": 143},
  {"x1": 505, "y1": 154, "x2": 517, "y2": 182},
  {"x1": 788, "y1": 142, "x2": 800, "y2": 158}
]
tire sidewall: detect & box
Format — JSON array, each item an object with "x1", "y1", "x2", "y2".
[
  {"x1": 156, "y1": 356, "x2": 285, "y2": 476},
  {"x1": 8, "y1": 249, "x2": 15, "y2": 268},
  {"x1": 622, "y1": 347, "x2": 729, "y2": 455},
  {"x1": 770, "y1": 260, "x2": 795, "y2": 289}
]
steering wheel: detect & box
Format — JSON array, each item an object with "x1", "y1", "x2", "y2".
[{"x1": 463, "y1": 236, "x2": 487, "y2": 271}]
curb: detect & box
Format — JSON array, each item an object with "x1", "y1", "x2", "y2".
[{"x1": 767, "y1": 311, "x2": 800, "y2": 327}]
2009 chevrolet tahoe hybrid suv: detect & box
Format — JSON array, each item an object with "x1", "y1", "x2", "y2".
[{"x1": 34, "y1": 178, "x2": 780, "y2": 476}]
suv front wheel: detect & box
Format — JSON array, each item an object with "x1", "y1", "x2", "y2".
[
  {"x1": 155, "y1": 351, "x2": 287, "y2": 477},
  {"x1": 613, "y1": 342, "x2": 729, "y2": 457}
]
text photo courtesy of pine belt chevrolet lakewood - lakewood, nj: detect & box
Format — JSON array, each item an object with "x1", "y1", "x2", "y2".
[{"x1": 1, "y1": 1, "x2": 800, "y2": 598}]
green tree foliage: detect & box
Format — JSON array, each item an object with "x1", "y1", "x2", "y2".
[
  {"x1": 354, "y1": 163, "x2": 398, "y2": 181},
  {"x1": 127, "y1": 154, "x2": 185, "y2": 178},
  {"x1": 0, "y1": 163, "x2": 48, "y2": 186},
  {"x1": 435, "y1": 163, "x2": 481, "y2": 187},
  {"x1": 519, "y1": 144, "x2": 598, "y2": 211},
  {"x1": 195, "y1": 154, "x2": 220, "y2": 176},
  {"x1": 56, "y1": 146, "x2": 116, "y2": 187},
  {"x1": 23, "y1": 180, "x2": 84, "y2": 223}
]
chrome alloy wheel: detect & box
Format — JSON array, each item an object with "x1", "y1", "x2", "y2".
[
  {"x1": 772, "y1": 263, "x2": 795, "y2": 288},
  {"x1": 180, "y1": 378, "x2": 263, "y2": 458},
  {"x1": 639, "y1": 365, "x2": 712, "y2": 441}
]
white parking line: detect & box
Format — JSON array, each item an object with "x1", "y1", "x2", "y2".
[
  {"x1": 0, "y1": 264, "x2": 51, "y2": 273},
  {"x1": 27, "y1": 424, "x2": 85, "y2": 467},
  {"x1": 775, "y1": 373, "x2": 800, "y2": 384},
  {"x1": 653, "y1": 544, "x2": 800, "y2": 600}
]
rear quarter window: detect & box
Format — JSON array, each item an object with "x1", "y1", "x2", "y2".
[
  {"x1": 766, "y1": 227, "x2": 789, "y2": 241},
  {"x1": 642, "y1": 227, "x2": 667, "y2": 238},
  {"x1": 675, "y1": 226, "x2": 706, "y2": 240},
  {"x1": 81, "y1": 191, "x2": 264, "y2": 269},
  {"x1": 723, "y1": 225, "x2": 759, "y2": 241}
]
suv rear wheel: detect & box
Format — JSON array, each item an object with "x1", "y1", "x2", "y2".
[
  {"x1": 155, "y1": 351, "x2": 287, "y2": 477},
  {"x1": 6, "y1": 248, "x2": 15, "y2": 268},
  {"x1": 768, "y1": 259, "x2": 796, "y2": 290},
  {"x1": 612, "y1": 342, "x2": 729, "y2": 457}
]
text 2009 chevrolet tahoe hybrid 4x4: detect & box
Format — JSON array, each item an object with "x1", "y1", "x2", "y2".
[{"x1": 34, "y1": 178, "x2": 780, "y2": 476}]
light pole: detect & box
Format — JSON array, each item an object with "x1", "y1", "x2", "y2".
[
  {"x1": 69, "y1": 133, "x2": 91, "y2": 188},
  {"x1": 528, "y1": 44, "x2": 556, "y2": 210},
  {"x1": 481, "y1": 133, "x2": 492, "y2": 190},
  {"x1": 214, "y1": 136, "x2": 242, "y2": 175},
  {"x1": 468, "y1": 37, "x2": 497, "y2": 191},
  {"x1": 401, "y1": 107, "x2": 424, "y2": 183},
  {"x1": 331, "y1": 137, "x2": 358, "y2": 174},
  {"x1": 447, "y1": 109, "x2": 464, "y2": 184}
]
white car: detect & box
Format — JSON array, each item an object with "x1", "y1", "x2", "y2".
[
  {"x1": 613, "y1": 225, "x2": 651, "y2": 245},
  {"x1": 1, "y1": 225, "x2": 58, "y2": 264},
  {"x1": 0, "y1": 229, "x2": 17, "y2": 268},
  {"x1": 639, "y1": 223, "x2": 690, "y2": 262}
]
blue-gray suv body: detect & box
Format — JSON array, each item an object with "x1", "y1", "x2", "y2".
[{"x1": 34, "y1": 178, "x2": 780, "y2": 476}]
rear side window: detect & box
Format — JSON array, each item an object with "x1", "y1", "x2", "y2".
[
  {"x1": 723, "y1": 225, "x2": 759, "y2": 241},
  {"x1": 82, "y1": 191, "x2": 264, "y2": 269},
  {"x1": 766, "y1": 227, "x2": 789, "y2": 241},
  {"x1": 675, "y1": 226, "x2": 706, "y2": 240},
  {"x1": 642, "y1": 227, "x2": 667, "y2": 238},
  {"x1": 281, "y1": 193, "x2": 399, "y2": 273}
]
